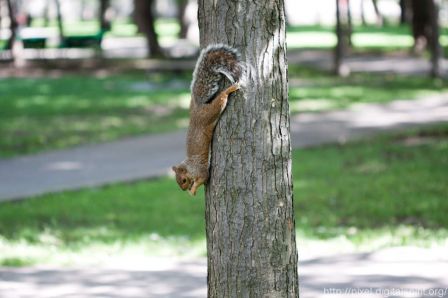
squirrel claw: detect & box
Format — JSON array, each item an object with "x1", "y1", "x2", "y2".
[{"x1": 225, "y1": 83, "x2": 240, "y2": 95}]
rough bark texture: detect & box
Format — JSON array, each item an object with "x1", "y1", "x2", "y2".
[{"x1": 198, "y1": 0, "x2": 299, "y2": 297}]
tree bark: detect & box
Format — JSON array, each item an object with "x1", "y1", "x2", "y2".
[
  {"x1": 133, "y1": 0, "x2": 162, "y2": 58},
  {"x1": 199, "y1": 0, "x2": 299, "y2": 296},
  {"x1": 5, "y1": 0, "x2": 17, "y2": 50}
]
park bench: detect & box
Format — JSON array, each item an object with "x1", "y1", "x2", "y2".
[
  {"x1": 22, "y1": 37, "x2": 47, "y2": 49},
  {"x1": 60, "y1": 30, "x2": 104, "y2": 49}
]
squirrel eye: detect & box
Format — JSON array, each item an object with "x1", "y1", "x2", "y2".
[{"x1": 182, "y1": 179, "x2": 187, "y2": 183}]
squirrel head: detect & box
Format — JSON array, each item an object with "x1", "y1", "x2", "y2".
[{"x1": 172, "y1": 165, "x2": 193, "y2": 191}]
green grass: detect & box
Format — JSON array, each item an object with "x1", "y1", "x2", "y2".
[
  {"x1": 288, "y1": 67, "x2": 448, "y2": 112},
  {"x1": 0, "y1": 73, "x2": 191, "y2": 157},
  {"x1": 2, "y1": 68, "x2": 447, "y2": 157},
  {"x1": 0, "y1": 124, "x2": 447, "y2": 266},
  {"x1": 286, "y1": 24, "x2": 448, "y2": 50}
]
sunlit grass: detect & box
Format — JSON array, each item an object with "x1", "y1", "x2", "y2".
[
  {"x1": 286, "y1": 24, "x2": 448, "y2": 50},
  {"x1": 0, "y1": 73, "x2": 191, "y2": 157},
  {"x1": 2, "y1": 67, "x2": 447, "y2": 157},
  {"x1": 0, "y1": 124, "x2": 447, "y2": 266},
  {"x1": 288, "y1": 67, "x2": 448, "y2": 112}
]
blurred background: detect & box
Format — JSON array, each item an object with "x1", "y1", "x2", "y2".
[{"x1": 0, "y1": 0, "x2": 447, "y2": 297}]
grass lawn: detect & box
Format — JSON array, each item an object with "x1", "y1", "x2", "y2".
[
  {"x1": 1, "y1": 68, "x2": 447, "y2": 157},
  {"x1": 0, "y1": 73, "x2": 191, "y2": 157},
  {"x1": 286, "y1": 24, "x2": 448, "y2": 50},
  {"x1": 288, "y1": 67, "x2": 448, "y2": 112},
  {"x1": 0, "y1": 124, "x2": 447, "y2": 266}
]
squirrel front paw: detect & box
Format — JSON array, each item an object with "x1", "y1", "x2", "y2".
[
  {"x1": 225, "y1": 83, "x2": 240, "y2": 95},
  {"x1": 188, "y1": 177, "x2": 206, "y2": 196}
]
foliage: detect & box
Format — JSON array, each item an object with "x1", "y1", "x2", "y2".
[{"x1": 0, "y1": 125, "x2": 447, "y2": 265}]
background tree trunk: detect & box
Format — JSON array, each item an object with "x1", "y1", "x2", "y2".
[
  {"x1": 54, "y1": 0, "x2": 64, "y2": 42},
  {"x1": 99, "y1": 0, "x2": 111, "y2": 32},
  {"x1": 410, "y1": 0, "x2": 432, "y2": 54},
  {"x1": 133, "y1": 0, "x2": 162, "y2": 57},
  {"x1": 429, "y1": 0, "x2": 441, "y2": 78},
  {"x1": 335, "y1": 0, "x2": 350, "y2": 76},
  {"x1": 199, "y1": 0, "x2": 299, "y2": 296},
  {"x1": 43, "y1": 0, "x2": 50, "y2": 27},
  {"x1": 360, "y1": 0, "x2": 366, "y2": 26},
  {"x1": 5, "y1": 0, "x2": 17, "y2": 50},
  {"x1": 177, "y1": 0, "x2": 188, "y2": 39},
  {"x1": 399, "y1": 0, "x2": 412, "y2": 24},
  {"x1": 371, "y1": 0, "x2": 383, "y2": 26}
]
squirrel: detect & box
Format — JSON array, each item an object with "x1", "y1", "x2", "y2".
[{"x1": 172, "y1": 44, "x2": 242, "y2": 195}]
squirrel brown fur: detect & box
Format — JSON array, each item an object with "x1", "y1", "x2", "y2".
[{"x1": 172, "y1": 44, "x2": 242, "y2": 195}]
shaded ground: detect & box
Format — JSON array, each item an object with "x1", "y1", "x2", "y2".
[
  {"x1": 1, "y1": 247, "x2": 447, "y2": 298},
  {"x1": 1, "y1": 49, "x2": 447, "y2": 78}
]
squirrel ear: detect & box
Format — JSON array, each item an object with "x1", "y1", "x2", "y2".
[{"x1": 172, "y1": 166, "x2": 177, "y2": 172}]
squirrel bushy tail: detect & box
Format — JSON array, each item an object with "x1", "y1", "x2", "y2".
[{"x1": 191, "y1": 44, "x2": 242, "y2": 105}]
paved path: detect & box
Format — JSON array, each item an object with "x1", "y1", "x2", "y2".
[
  {"x1": 0, "y1": 246, "x2": 447, "y2": 298},
  {"x1": 1, "y1": 93, "x2": 447, "y2": 201}
]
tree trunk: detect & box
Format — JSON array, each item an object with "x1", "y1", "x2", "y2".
[
  {"x1": 335, "y1": 0, "x2": 350, "y2": 76},
  {"x1": 399, "y1": 0, "x2": 412, "y2": 24},
  {"x1": 429, "y1": 0, "x2": 441, "y2": 78},
  {"x1": 410, "y1": 0, "x2": 431, "y2": 54},
  {"x1": 371, "y1": 0, "x2": 383, "y2": 26},
  {"x1": 198, "y1": 0, "x2": 299, "y2": 296},
  {"x1": 347, "y1": 0, "x2": 353, "y2": 47},
  {"x1": 99, "y1": 0, "x2": 111, "y2": 32},
  {"x1": 54, "y1": 0, "x2": 64, "y2": 42},
  {"x1": 133, "y1": 0, "x2": 162, "y2": 58},
  {"x1": 177, "y1": 0, "x2": 188, "y2": 39},
  {"x1": 43, "y1": 0, "x2": 50, "y2": 26},
  {"x1": 360, "y1": 0, "x2": 366, "y2": 26},
  {"x1": 5, "y1": 0, "x2": 17, "y2": 50}
]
